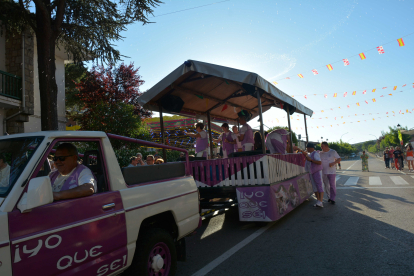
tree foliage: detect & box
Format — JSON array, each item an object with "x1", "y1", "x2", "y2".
[
  {"x1": 74, "y1": 63, "x2": 151, "y2": 148},
  {"x1": 65, "y1": 63, "x2": 88, "y2": 116},
  {"x1": 327, "y1": 140, "x2": 358, "y2": 155},
  {"x1": 0, "y1": 0, "x2": 161, "y2": 130}
]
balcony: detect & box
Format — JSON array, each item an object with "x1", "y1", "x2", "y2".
[{"x1": 0, "y1": 70, "x2": 22, "y2": 101}]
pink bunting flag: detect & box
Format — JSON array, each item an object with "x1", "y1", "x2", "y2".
[
  {"x1": 285, "y1": 77, "x2": 290, "y2": 79},
  {"x1": 402, "y1": 84, "x2": 406, "y2": 87},
  {"x1": 382, "y1": 87, "x2": 387, "y2": 89},
  {"x1": 362, "y1": 90, "x2": 367, "y2": 94},
  {"x1": 347, "y1": 105, "x2": 350, "y2": 108},
  {"x1": 343, "y1": 92, "x2": 348, "y2": 97},
  {"x1": 312, "y1": 69, "x2": 319, "y2": 75},
  {"x1": 304, "y1": 95, "x2": 307, "y2": 99},
  {"x1": 324, "y1": 94, "x2": 327, "y2": 98},
  {"x1": 365, "y1": 100, "x2": 369, "y2": 104},
  {"x1": 377, "y1": 46, "x2": 385, "y2": 54},
  {"x1": 343, "y1": 59, "x2": 350, "y2": 66}
]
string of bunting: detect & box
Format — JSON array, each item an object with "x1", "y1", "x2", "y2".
[
  {"x1": 271, "y1": 33, "x2": 413, "y2": 85},
  {"x1": 290, "y1": 82, "x2": 413, "y2": 98}
]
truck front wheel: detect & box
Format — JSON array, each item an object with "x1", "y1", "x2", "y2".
[{"x1": 126, "y1": 228, "x2": 177, "y2": 276}]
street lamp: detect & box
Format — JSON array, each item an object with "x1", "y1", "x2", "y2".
[{"x1": 397, "y1": 124, "x2": 401, "y2": 129}]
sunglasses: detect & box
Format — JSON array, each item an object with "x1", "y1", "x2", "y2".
[{"x1": 53, "y1": 155, "x2": 73, "y2": 162}]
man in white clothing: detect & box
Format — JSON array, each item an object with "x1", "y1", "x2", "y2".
[
  {"x1": 319, "y1": 142, "x2": 341, "y2": 204},
  {"x1": 50, "y1": 143, "x2": 96, "y2": 201}
]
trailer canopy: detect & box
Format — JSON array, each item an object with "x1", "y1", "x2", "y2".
[{"x1": 138, "y1": 60, "x2": 313, "y2": 123}]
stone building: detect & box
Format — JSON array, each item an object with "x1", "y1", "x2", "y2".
[{"x1": 0, "y1": 26, "x2": 68, "y2": 135}]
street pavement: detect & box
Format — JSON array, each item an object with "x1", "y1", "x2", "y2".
[{"x1": 177, "y1": 156, "x2": 414, "y2": 276}]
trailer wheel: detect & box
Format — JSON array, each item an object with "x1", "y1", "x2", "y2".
[{"x1": 125, "y1": 228, "x2": 177, "y2": 276}]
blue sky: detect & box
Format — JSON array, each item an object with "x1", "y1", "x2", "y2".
[{"x1": 110, "y1": 0, "x2": 414, "y2": 144}]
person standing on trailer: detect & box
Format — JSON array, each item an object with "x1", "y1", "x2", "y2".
[
  {"x1": 265, "y1": 128, "x2": 289, "y2": 154},
  {"x1": 297, "y1": 143, "x2": 324, "y2": 207},
  {"x1": 320, "y1": 142, "x2": 341, "y2": 204},
  {"x1": 214, "y1": 123, "x2": 237, "y2": 158},
  {"x1": 186, "y1": 122, "x2": 209, "y2": 158},
  {"x1": 232, "y1": 126, "x2": 242, "y2": 152},
  {"x1": 238, "y1": 114, "x2": 254, "y2": 151}
]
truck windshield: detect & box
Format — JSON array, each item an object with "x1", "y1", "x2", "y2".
[{"x1": 0, "y1": 136, "x2": 44, "y2": 197}]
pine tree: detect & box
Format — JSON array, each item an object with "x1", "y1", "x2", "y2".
[{"x1": 0, "y1": 0, "x2": 160, "y2": 130}]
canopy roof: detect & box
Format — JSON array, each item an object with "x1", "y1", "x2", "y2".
[{"x1": 138, "y1": 60, "x2": 313, "y2": 124}]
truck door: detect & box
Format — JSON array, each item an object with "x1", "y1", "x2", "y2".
[{"x1": 8, "y1": 139, "x2": 128, "y2": 276}]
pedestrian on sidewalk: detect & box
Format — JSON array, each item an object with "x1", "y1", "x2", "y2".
[
  {"x1": 320, "y1": 142, "x2": 341, "y2": 204},
  {"x1": 393, "y1": 147, "x2": 403, "y2": 171},
  {"x1": 297, "y1": 143, "x2": 324, "y2": 207},
  {"x1": 389, "y1": 146, "x2": 395, "y2": 169},
  {"x1": 361, "y1": 151, "x2": 369, "y2": 172},
  {"x1": 383, "y1": 148, "x2": 390, "y2": 169},
  {"x1": 406, "y1": 145, "x2": 414, "y2": 172}
]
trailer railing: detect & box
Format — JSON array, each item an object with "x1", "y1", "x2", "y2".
[{"x1": 190, "y1": 153, "x2": 306, "y2": 187}]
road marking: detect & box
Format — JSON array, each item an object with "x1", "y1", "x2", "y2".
[
  {"x1": 338, "y1": 186, "x2": 414, "y2": 189},
  {"x1": 390, "y1": 176, "x2": 408, "y2": 185},
  {"x1": 335, "y1": 176, "x2": 341, "y2": 182},
  {"x1": 191, "y1": 222, "x2": 276, "y2": 276},
  {"x1": 345, "y1": 160, "x2": 359, "y2": 171},
  {"x1": 369, "y1": 177, "x2": 382, "y2": 185},
  {"x1": 344, "y1": 176, "x2": 359, "y2": 186}
]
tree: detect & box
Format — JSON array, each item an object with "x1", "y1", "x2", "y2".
[
  {"x1": 65, "y1": 63, "x2": 87, "y2": 116},
  {"x1": 75, "y1": 63, "x2": 151, "y2": 147},
  {"x1": 0, "y1": 0, "x2": 161, "y2": 130}
]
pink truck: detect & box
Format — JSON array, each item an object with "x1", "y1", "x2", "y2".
[{"x1": 0, "y1": 131, "x2": 200, "y2": 276}]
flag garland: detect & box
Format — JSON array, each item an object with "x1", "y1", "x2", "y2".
[
  {"x1": 274, "y1": 33, "x2": 410, "y2": 82},
  {"x1": 352, "y1": 91, "x2": 356, "y2": 95},
  {"x1": 298, "y1": 74, "x2": 304, "y2": 78}
]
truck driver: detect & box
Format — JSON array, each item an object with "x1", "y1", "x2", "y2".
[{"x1": 50, "y1": 143, "x2": 96, "y2": 201}]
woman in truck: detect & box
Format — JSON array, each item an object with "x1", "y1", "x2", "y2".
[
  {"x1": 213, "y1": 123, "x2": 237, "y2": 158},
  {"x1": 186, "y1": 122, "x2": 209, "y2": 158}
]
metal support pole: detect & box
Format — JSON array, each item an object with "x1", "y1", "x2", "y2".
[
  {"x1": 207, "y1": 111, "x2": 214, "y2": 159},
  {"x1": 304, "y1": 114, "x2": 309, "y2": 143},
  {"x1": 287, "y1": 110, "x2": 294, "y2": 153},
  {"x1": 159, "y1": 104, "x2": 167, "y2": 162},
  {"x1": 256, "y1": 90, "x2": 266, "y2": 154}
]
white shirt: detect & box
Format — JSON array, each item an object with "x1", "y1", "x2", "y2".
[
  {"x1": 0, "y1": 164, "x2": 10, "y2": 188},
  {"x1": 305, "y1": 151, "x2": 321, "y2": 172},
  {"x1": 218, "y1": 132, "x2": 237, "y2": 142},
  {"x1": 51, "y1": 166, "x2": 97, "y2": 193},
  {"x1": 199, "y1": 131, "x2": 207, "y2": 139},
  {"x1": 319, "y1": 149, "x2": 340, "y2": 174},
  {"x1": 239, "y1": 125, "x2": 249, "y2": 135}
]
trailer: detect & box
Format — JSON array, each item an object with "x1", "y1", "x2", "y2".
[{"x1": 138, "y1": 60, "x2": 314, "y2": 222}]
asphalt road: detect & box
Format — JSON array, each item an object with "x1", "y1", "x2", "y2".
[{"x1": 177, "y1": 156, "x2": 414, "y2": 276}]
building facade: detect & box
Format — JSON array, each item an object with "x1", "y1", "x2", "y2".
[{"x1": 0, "y1": 27, "x2": 67, "y2": 135}]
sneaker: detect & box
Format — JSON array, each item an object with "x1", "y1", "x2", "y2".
[
  {"x1": 313, "y1": 203, "x2": 323, "y2": 208},
  {"x1": 330, "y1": 200, "x2": 336, "y2": 205},
  {"x1": 328, "y1": 199, "x2": 332, "y2": 203}
]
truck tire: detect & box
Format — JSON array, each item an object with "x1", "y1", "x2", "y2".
[{"x1": 125, "y1": 228, "x2": 177, "y2": 276}]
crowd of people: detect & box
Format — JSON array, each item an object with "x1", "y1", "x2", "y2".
[
  {"x1": 185, "y1": 113, "x2": 293, "y2": 159},
  {"x1": 126, "y1": 152, "x2": 166, "y2": 167},
  {"x1": 383, "y1": 144, "x2": 414, "y2": 172}
]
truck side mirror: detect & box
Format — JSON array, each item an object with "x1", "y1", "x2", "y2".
[{"x1": 17, "y1": 176, "x2": 53, "y2": 213}]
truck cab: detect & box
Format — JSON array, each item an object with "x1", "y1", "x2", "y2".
[{"x1": 0, "y1": 131, "x2": 200, "y2": 276}]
